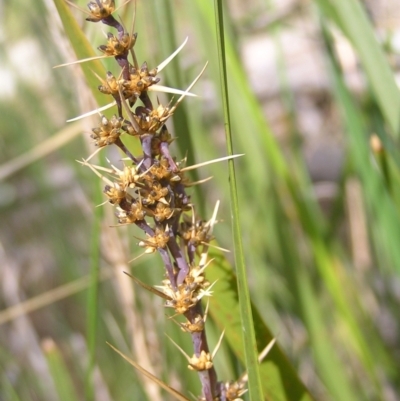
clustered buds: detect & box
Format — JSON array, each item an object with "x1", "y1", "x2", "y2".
[
  {"x1": 90, "y1": 115, "x2": 123, "y2": 147},
  {"x1": 86, "y1": 0, "x2": 115, "y2": 22},
  {"x1": 159, "y1": 263, "x2": 212, "y2": 314},
  {"x1": 98, "y1": 32, "x2": 136, "y2": 57},
  {"x1": 66, "y1": 1, "x2": 248, "y2": 400}
]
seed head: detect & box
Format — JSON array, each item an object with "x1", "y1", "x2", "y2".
[
  {"x1": 179, "y1": 219, "x2": 212, "y2": 249},
  {"x1": 98, "y1": 71, "x2": 120, "y2": 96},
  {"x1": 180, "y1": 314, "x2": 205, "y2": 333},
  {"x1": 224, "y1": 380, "x2": 247, "y2": 401},
  {"x1": 116, "y1": 202, "x2": 146, "y2": 225},
  {"x1": 91, "y1": 115, "x2": 123, "y2": 147},
  {"x1": 148, "y1": 158, "x2": 173, "y2": 181},
  {"x1": 133, "y1": 104, "x2": 171, "y2": 133},
  {"x1": 103, "y1": 184, "x2": 129, "y2": 205},
  {"x1": 138, "y1": 226, "x2": 170, "y2": 253},
  {"x1": 86, "y1": 0, "x2": 116, "y2": 22},
  {"x1": 140, "y1": 182, "x2": 169, "y2": 206},
  {"x1": 188, "y1": 351, "x2": 213, "y2": 371},
  {"x1": 152, "y1": 202, "x2": 175, "y2": 222},
  {"x1": 98, "y1": 32, "x2": 137, "y2": 57},
  {"x1": 116, "y1": 165, "x2": 141, "y2": 190},
  {"x1": 121, "y1": 63, "x2": 160, "y2": 99}
]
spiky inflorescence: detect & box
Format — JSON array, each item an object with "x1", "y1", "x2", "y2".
[{"x1": 65, "y1": 1, "x2": 247, "y2": 400}]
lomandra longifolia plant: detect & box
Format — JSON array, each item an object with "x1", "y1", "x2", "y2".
[{"x1": 60, "y1": 1, "x2": 246, "y2": 400}]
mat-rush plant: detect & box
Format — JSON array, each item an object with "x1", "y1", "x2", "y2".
[{"x1": 60, "y1": 1, "x2": 249, "y2": 400}]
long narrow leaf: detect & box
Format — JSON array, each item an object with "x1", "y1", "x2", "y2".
[
  {"x1": 53, "y1": 0, "x2": 108, "y2": 108},
  {"x1": 321, "y1": 21, "x2": 398, "y2": 393},
  {"x1": 315, "y1": 0, "x2": 400, "y2": 138},
  {"x1": 213, "y1": 1, "x2": 264, "y2": 399},
  {"x1": 43, "y1": 339, "x2": 80, "y2": 401},
  {"x1": 208, "y1": 251, "x2": 315, "y2": 401}
]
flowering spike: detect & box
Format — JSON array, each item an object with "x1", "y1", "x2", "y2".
[{"x1": 62, "y1": 2, "x2": 245, "y2": 397}]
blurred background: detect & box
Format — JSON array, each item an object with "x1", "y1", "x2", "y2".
[{"x1": 1, "y1": 0, "x2": 400, "y2": 400}]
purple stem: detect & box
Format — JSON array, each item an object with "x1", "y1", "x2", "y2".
[
  {"x1": 160, "y1": 141, "x2": 178, "y2": 172},
  {"x1": 187, "y1": 243, "x2": 196, "y2": 265},
  {"x1": 112, "y1": 92, "x2": 123, "y2": 118},
  {"x1": 116, "y1": 56, "x2": 130, "y2": 79},
  {"x1": 135, "y1": 220, "x2": 154, "y2": 237},
  {"x1": 100, "y1": 15, "x2": 124, "y2": 35},
  {"x1": 217, "y1": 382, "x2": 226, "y2": 401},
  {"x1": 114, "y1": 138, "x2": 138, "y2": 163},
  {"x1": 139, "y1": 92, "x2": 153, "y2": 110},
  {"x1": 185, "y1": 303, "x2": 218, "y2": 400},
  {"x1": 167, "y1": 234, "x2": 190, "y2": 285},
  {"x1": 158, "y1": 248, "x2": 177, "y2": 290},
  {"x1": 140, "y1": 134, "x2": 153, "y2": 170}
]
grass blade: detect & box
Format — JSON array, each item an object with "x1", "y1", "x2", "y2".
[
  {"x1": 315, "y1": 0, "x2": 400, "y2": 138},
  {"x1": 43, "y1": 339, "x2": 80, "y2": 401},
  {"x1": 52, "y1": 0, "x2": 107, "y2": 107},
  {"x1": 321, "y1": 21, "x2": 400, "y2": 274},
  {"x1": 85, "y1": 188, "x2": 103, "y2": 401},
  {"x1": 320, "y1": 20, "x2": 399, "y2": 394},
  {"x1": 208, "y1": 250, "x2": 315, "y2": 401},
  {"x1": 213, "y1": 1, "x2": 263, "y2": 399}
]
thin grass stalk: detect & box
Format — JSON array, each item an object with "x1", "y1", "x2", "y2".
[
  {"x1": 0, "y1": 267, "x2": 115, "y2": 326},
  {"x1": 213, "y1": 1, "x2": 264, "y2": 399},
  {"x1": 43, "y1": 338, "x2": 81, "y2": 401},
  {"x1": 85, "y1": 181, "x2": 103, "y2": 401},
  {"x1": 0, "y1": 121, "x2": 83, "y2": 180}
]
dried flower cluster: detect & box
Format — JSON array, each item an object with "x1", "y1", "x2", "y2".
[{"x1": 63, "y1": 1, "x2": 247, "y2": 400}]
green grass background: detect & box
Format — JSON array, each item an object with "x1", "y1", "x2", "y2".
[{"x1": 1, "y1": 0, "x2": 400, "y2": 400}]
